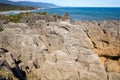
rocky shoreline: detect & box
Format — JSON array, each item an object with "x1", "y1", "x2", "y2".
[{"x1": 0, "y1": 13, "x2": 120, "y2": 80}]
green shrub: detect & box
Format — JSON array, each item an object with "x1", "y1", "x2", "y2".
[
  {"x1": 58, "y1": 15, "x2": 62, "y2": 19},
  {"x1": 25, "y1": 12, "x2": 33, "y2": 16},
  {"x1": 64, "y1": 12, "x2": 69, "y2": 16},
  {"x1": 0, "y1": 26, "x2": 3, "y2": 32},
  {"x1": 1, "y1": 12, "x2": 33, "y2": 23},
  {"x1": 1, "y1": 14, "x2": 21, "y2": 23},
  {"x1": 37, "y1": 12, "x2": 48, "y2": 15},
  {"x1": 42, "y1": 12, "x2": 48, "y2": 15}
]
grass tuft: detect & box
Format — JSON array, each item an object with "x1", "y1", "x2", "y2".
[{"x1": 0, "y1": 70, "x2": 18, "y2": 80}]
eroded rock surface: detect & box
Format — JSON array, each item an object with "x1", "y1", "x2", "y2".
[
  {"x1": 75, "y1": 20, "x2": 120, "y2": 80},
  {"x1": 75, "y1": 21, "x2": 120, "y2": 56},
  {"x1": 0, "y1": 19, "x2": 119, "y2": 80}
]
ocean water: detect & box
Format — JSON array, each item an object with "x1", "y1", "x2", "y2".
[
  {"x1": 2, "y1": 7, "x2": 120, "y2": 21},
  {"x1": 33, "y1": 7, "x2": 120, "y2": 21}
]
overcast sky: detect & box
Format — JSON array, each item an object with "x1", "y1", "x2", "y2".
[{"x1": 10, "y1": 0, "x2": 120, "y2": 7}]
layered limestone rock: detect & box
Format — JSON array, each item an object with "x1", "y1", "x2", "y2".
[
  {"x1": 75, "y1": 20, "x2": 120, "y2": 80},
  {"x1": 0, "y1": 20, "x2": 108, "y2": 80},
  {"x1": 76, "y1": 21, "x2": 120, "y2": 56}
]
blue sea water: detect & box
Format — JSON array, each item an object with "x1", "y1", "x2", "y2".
[
  {"x1": 33, "y1": 7, "x2": 120, "y2": 21},
  {"x1": 2, "y1": 7, "x2": 120, "y2": 21}
]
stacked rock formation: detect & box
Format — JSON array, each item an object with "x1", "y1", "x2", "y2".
[
  {"x1": 0, "y1": 14, "x2": 120, "y2": 80},
  {"x1": 75, "y1": 20, "x2": 120, "y2": 80}
]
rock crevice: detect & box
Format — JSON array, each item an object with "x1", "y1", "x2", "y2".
[{"x1": 0, "y1": 17, "x2": 119, "y2": 80}]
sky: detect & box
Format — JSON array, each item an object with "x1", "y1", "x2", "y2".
[{"x1": 10, "y1": 0, "x2": 120, "y2": 7}]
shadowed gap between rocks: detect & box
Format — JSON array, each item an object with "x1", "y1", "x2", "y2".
[
  {"x1": 0, "y1": 60, "x2": 26, "y2": 80},
  {"x1": 11, "y1": 67, "x2": 26, "y2": 80},
  {"x1": 100, "y1": 55, "x2": 120, "y2": 60},
  {"x1": 0, "y1": 48, "x2": 27, "y2": 80},
  {"x1": 0, "y1": 48, "x2": 8, "y2": 53}
]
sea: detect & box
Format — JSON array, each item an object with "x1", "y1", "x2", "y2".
[{"x1": 1, "y1": 7, "x2": 120, "y2": 21}]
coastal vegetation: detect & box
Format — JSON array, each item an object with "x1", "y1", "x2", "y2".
[
  {"x1": 37, "y1": 12, "x2": 48, "y2": 15},
  {"x1": 0, "y1": 70, "x2": 17, "y2": 80},
  {"x1": 0, "y1": 12, "x2": 65, "y2": 23},
  {"x1": 0, "y1": 26, "x2": 3, "y2": 32},
  {"x1": 0, "y1": 12, "x2": 33, "y2": 23},
  {"x1": 0, "y1": 3, "x2": 35, "y2": 11}
]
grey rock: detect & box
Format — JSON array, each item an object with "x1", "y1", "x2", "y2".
[
  {"x1": 0, "y1": 20, "x2": 3, "y2": 27},
  {"x1": 0, "y1": 20, "x2": 109, "y2": 80}
]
